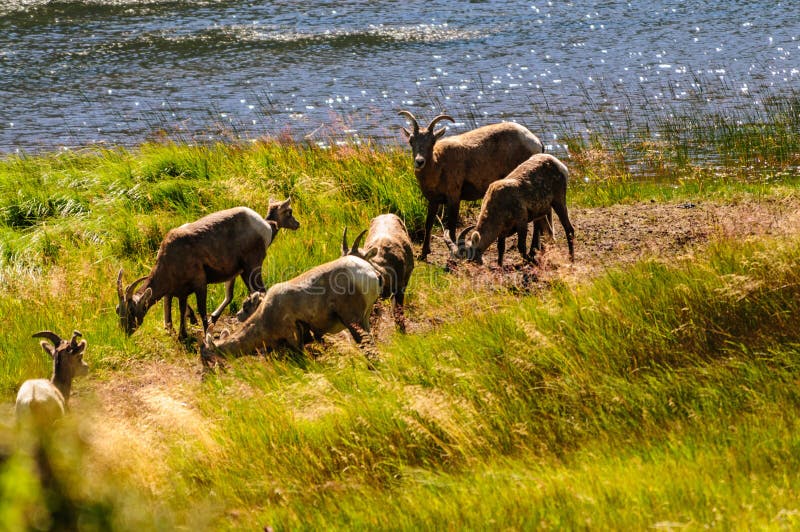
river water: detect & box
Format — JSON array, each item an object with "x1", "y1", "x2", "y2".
[{"x1": 1, "y1": 1, "x2": 798, "y2": 154}]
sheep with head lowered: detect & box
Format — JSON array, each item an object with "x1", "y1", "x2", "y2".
[
  {"x1": 341, "y1": 214, "x2": 414, "y2": 332},
  {"x1": 15, "y1": 331, "x2": 89, "y2": 427},
  {"x1": 445, "y1": 153, "x2": 575, "y2": 266},
  {"x1": 202, "y1": 234, "x2": 382, "y2": 366},
  {"x1": 398, "y1": 110, "x2": 546, "y2": 260},
  {"x1": 117, "y1": 199, "x2": 299, "y2": 339}
]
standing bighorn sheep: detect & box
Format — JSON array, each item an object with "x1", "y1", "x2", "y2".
[
  {"x1": 116, "y1": 200, "x2": 299, "y2": 339},
  {"x1": 341, "y1": 214, "x2": 414, "y2": 332},
  {"x1": 398, "y1": 110, "x2": 544, "y2": 260},
  {"x1": 445, "y1": 154, "x2": 575, "y2": 266},
  {"x1": 15, "y1": 331, "x2": 89, "y2": 427},
  {"x1": 202, "y1": 243, "x2": 382, "y2": 365}
]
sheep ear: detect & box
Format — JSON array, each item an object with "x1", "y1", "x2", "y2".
[
  {"x1": 341, "y1": 227, "x2": 350, "y2": 256},
  {"x1": 204, "y1": 332, "x2": 215, "y2": 347},
  {"x1": 363, "y1": 248, "x2": 379, "y2": 262},
  {"x1": 401, "y1": 127, "x2": 412, "y2": 139},
  {"x1": 39, "y1": 341, "x2": 56, "y2": 359},
  {"x1": 73, "y1": 339, "x2": 88, "y2": 354},
  {"x1": 433, "y1": 127, "x2": 447, "y2": 139}
]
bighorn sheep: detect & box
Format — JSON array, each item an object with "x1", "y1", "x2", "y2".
[
  {"x1": 445, "y1": 154, "x2": 575, "y2": 266},
  {"x1": 202, "y1": 243, "x2": 382, "y2": 365},
  {"x1": 341, "y1": 214, "x2": 414, "y2": 332},
  {"x1": 398, "y1": 110, "x2": 544, "y2": 260},
  {"x1": 15, "y1": 331, "x2": 89, "y2": 427},
  {"x1": 116, "y1": 200, "x2": 299, "y2": 339}
]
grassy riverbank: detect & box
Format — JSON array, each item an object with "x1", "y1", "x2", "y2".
[{"x1": 1, "y1": 135, "x2": 799, "y2": 529}]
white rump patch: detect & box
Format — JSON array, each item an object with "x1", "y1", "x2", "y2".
[{"x1": 241, "y1": 207, "x2": 274, "y2": 247}]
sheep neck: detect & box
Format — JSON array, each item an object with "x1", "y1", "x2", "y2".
[{"x1": 51, "y1": 356, "x2": 72, "y2": 406}]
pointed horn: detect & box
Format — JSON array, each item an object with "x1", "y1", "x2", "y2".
[
  {"x1": 351, "y1": 229, "x2": 368, "y2": 255},
  {"x1": 438, "y1": 216, "x2": 463, "y2": 256},
  {"x1": 442, "y1": 229, "x2": 460, "y2": 256},
  {"x1": 125, "y1": 275, "x2": 149, "y2": 300},
  {"x1": 70, "y1": 330, "x2": 83, "y2": 347},
  {"x1": 397, "y1": 110, "x2": 419, "y2": 135},
  {"x1": 427, "y1": 114, "x2": 455, "y2": 131},
  {"x1": 117, "y1": 269, "x2": 125, "y2": 302},
  {"x1": 341, "y1": 227, "x2": 349, "y2": 256},
  {"x1": 32, "y1": 330, "x2": 63, "y2": 346}
]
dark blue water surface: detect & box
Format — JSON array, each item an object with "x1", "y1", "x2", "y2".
[{"x1": 0, "y1": 1, "x2": 797, "y2": 153}]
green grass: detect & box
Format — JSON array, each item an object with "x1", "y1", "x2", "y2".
[{"x1": 0, "y1": 129, "x2": 799, "y2": 529}]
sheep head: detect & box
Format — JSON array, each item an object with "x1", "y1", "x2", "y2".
[
  {"x1": 33, "y1": 330, "x2": 89, "y2": 380},
  {"x1": 340, "y1": 227, "x2": 378, "y2": 262},
  {"x1": 398, "y1": 110, "x2": 455, "y2": 171},
  {"x1": 116, "y1": 269, "x2": 153, "y2": 335},
  {"x1": 442, "y1": 225, "x2": 478, "y2": 261},
  {"x1": 465, "y1": 230, "x2": 485, "y2": 264},
  {"x1": 266, "y1": 198, "x2": 300, "y2": 230},
  {"x1": 236, "y1": 291, "x2": 265, "y2": 322}
]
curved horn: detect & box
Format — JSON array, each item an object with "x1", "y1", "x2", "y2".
[
  {"x1": 32, "y1": 330, "x2": 63, "y2": 346},
  {"x1": 341, "y1": 227, "x2": 349, "y2": 256},
  {"x1": 351, "y1": 229, "x2": 368, "y2": 255},
  {"x1": 397, "y1": 110, "x2": 419, "y2": 135},
  {"x1": 457, "y1": 225, "x2": 475, "y2": 245},
  {"x1": 442, "y1": 229, "x2": 461, "y2": 256},
  {"x1": 125, "y1": 275, "x2": 149, "y2": 300},
  {"x1": 427, "y1": 114, "x2": 455, "y2": 131},
  {"x1": 70, "y1": 330, "x2": 83, "y2": 347}
]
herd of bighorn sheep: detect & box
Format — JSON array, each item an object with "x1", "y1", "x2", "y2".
[{"x1": 15, "y1": 111, "x2": 575, "y2": 426}]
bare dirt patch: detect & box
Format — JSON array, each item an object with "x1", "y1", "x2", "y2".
[{"x1": 423, "y1": 196, "x2": 800, "y2": 291}]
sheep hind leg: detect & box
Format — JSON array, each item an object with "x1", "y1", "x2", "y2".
[
  {"x1": 339, "y1": 314, "x2": 379, "y2": 368},
  {"x1": 194, "y1": 287, "x2": 209, "y2": 332},
  {"x1": 210, "y1": 278, "x2": 235, "y2": 324},
  {"x1": 530, "y1": 218, "x2": 543, "y2": 254},
  {"x1": 552, "y1": 202, "x2": 575, "y2": 261},
  {"x1": 516, "y1": 224, "x2": 536, "y2": 264},
  {"x1": 177, "y1": 296, "x2": 190, "y2": 339},
  {"x1": 163, "y1": 296, "x2": 174, "y2": 332},
  {"x1": 393, "y1": 291, "x2": 407, "y2": 334},
  {"x1": 185, "y1": 305, "x2": 199, "y2": 325},
  {"x1": 496, "y1": 237, "x2": 506, "y2": 266}
]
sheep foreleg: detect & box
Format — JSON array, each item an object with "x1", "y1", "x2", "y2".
[{"x1": 419, "y1": 201, "x2": 440, "y2": 260}]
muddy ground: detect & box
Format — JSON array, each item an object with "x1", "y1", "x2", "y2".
[{"x1": 426, "y1": 196, "x2": 800, "y2": 291}]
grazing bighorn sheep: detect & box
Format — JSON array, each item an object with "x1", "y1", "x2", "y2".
[
  {"x1": 398, "y1": 110, "x2": 544, "y2": 260},
  {"x1": 202, "y1": 243, "x2": 382, "y2": 365},
  {"x1": 445, "y1": 154, "x2": 575, "y2": 266},
  {"x1": 117, "y1": 200, "x2": 299, "y2": 339},
  {"x1": 15, "y1": 331, "x2": 89, "y2": 427},
  {"x1": 341, "y1": 214, "x2": 414, "y2": 332}
]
